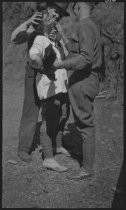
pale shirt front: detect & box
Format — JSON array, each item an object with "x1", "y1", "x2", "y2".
[{"x1": 29, "y1": 36, "x2": 68, "y2": 100}]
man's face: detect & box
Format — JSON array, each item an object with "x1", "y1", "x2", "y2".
[
  {"x1": 48, "y1": 27, "x2": 58, "y2": 41},
  {"x1": 44, "y1": 6, "x2": 63, "y2": 41}
]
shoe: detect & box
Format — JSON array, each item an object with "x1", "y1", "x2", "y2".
[
  {"x1": 43, "y1": 158, "x2": 68, "y2": 172},
  {"x1": 17, "y1": 151, "x2": 32, "y2": 162},
  {"x1": 56, "y1": 147, "x2": 71, "y2": 157},
  {"x1": 66, "y1": 168, "x2": 94, "y2": 181}
]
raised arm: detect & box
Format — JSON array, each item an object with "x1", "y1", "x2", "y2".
[{"x1": 11, "y1": 12, "x2": 42, "y2": 45}]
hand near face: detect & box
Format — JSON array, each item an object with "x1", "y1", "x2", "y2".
[
  {"x1": 47, "y1": 8, "x2": 59, "y2": 21},
  {"x1": 27, "y1": 12, "x2": 43, "y2": 27}
]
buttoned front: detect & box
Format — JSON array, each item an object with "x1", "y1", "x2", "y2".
[{"x1": 67, "y1": 17, "x2": 102, "y2": 71}]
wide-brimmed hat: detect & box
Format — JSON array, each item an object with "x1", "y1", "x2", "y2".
[{"x1": 47, "y1": 2, "x2": 70, "y2": 17}]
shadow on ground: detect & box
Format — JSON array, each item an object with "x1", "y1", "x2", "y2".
[{"x1": 3, "y1": 85, "x2": 123, "y2": 208}]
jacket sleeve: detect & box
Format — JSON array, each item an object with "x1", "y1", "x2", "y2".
[
  {"x1": 11, "y1": 21, "x2": 35, "y2": 45},
  {"x1": 60, "y1": 24, "x2": 95, "y2": 71},
  {"x1": 78, "y1": 24, "x2": 94, "y2": 65}
]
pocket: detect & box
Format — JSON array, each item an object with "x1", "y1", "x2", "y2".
[
  {"x1": 80, "y1": 76, "x2": 100, "y2": 101},
  {"x1": 69, "y1": 36, "x2": 79, "y2": 54}
]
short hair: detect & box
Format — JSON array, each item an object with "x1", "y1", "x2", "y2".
[{"x1": 72, "y1": 2, "x2": 97, "y2": 11}]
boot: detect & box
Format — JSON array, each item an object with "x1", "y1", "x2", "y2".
[
  {"x1": 81, "y1": 127, "x2": 95, "y2": 173},
  {"x1": 82, "y1": 142, "x2": 95, "y2": 173},
  {"x1": 66, "y1": 167, "x2": 93, "y2": 180}
]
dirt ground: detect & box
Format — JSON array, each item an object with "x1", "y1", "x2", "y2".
[{"x1": 2, "y1": 79, "x2": 123, "y2": 208}]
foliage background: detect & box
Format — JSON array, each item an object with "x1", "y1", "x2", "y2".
[{"x1": 3, "y1": 2, "x2": 124, "y2": 101}]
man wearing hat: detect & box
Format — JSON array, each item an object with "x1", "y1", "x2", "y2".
[
  {"x1": 11, "y1": 2, "x2": 69, "y2": 162},
  {"x1": 54, "y1": 2, "x2": 102, "y2": 180}
]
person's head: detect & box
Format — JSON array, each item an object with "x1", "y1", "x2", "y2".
[
  {"x1": 47, "y1": 27, "x2": 57, "y2": 42},
  {"x1": 44, "y1": 3, "x2": 70, "y2": 41},
  {"x1": 46, "y1": 2, "x2": 70, "y2": 23},
  {"x1": 36, "y1": 2, "x2": 69, "y2": 41},
  {"x1": 72, "y1": 2, "x2": 96, "y2": 21},
  {"x1": 37, "y1": 2, "x2": 69, "y2": 23}
]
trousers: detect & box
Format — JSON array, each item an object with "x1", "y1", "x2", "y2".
[
  {"x1": 18, "y1": 63, "x2": 40, "y2": 153},
  {"x1": 40, "y1": 93, "x2": 70, "y2": 159},
  {"x1": 68, "y1": 70, "x2": 100, "y2": 171}
]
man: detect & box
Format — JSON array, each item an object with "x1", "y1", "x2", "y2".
[
  {"x1": 54, "y1": 2, "x2": 102, "y2": 180},
  {"x1": 11, "y1": 2, "x2": 70, "y2": 162}
]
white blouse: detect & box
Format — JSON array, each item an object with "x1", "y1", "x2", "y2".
[{"x1": 29, "y1": 35, "x2": 68, "y2": 100}]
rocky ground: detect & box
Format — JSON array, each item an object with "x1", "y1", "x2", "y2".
[{"x1": 2, "y1": 79, "x2": 123, "y2": 208}]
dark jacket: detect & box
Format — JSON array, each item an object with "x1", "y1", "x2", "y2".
[{"x1": 62, "y1": 17, "x2": 102, "y2": 74}]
